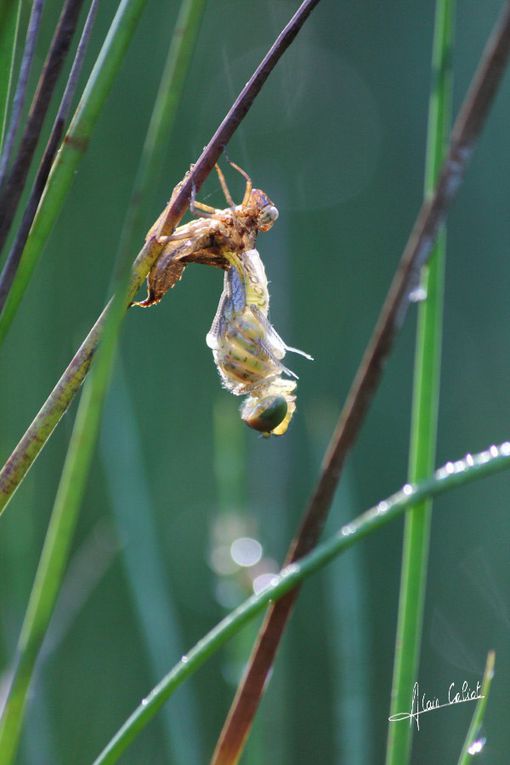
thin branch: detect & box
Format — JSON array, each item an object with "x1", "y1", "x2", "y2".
[
  {"x1": 0, "y1": 0, "x2": 86, "y2": 257},
  {"x1": 91, "y1": 441, "x2": 510, "y2": 765},
  {"x1": 211, "y1": 4, "x2": 510, "y2": 763},
  {"x1": 0, "y1": 0, "x2": 99, "y2": 311},
  {"x1": 0, "y1": 0, "x2": 323, "y2": 514},
  {"x1": 0, "y1": 0, "x2": 45, "y2": 186}
]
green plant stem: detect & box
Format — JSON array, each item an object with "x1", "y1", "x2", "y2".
[
  {"x1": 0, "y1": 0, "x2": 150, "y2": 346},
  {"x1": 386, "y1": 2, "x2": 455, "y2": 764},
  {"x1": 91, "y1": 442, "x2": 510, "y2": 765},
  {"x1": 0, "y1": 0, "x2": 22, "y2": 150},
  {"x1": 457, "y1": 651, "x2": 495, "y2": 764}
]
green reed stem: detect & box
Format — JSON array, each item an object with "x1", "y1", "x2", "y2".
[{"x1": 386, "y1": 3, "x2": 455, "y2": 763}]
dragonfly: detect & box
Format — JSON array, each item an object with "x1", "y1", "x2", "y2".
[{"x1": 133, "y1": 162, "x2": 312, "y2": 436}]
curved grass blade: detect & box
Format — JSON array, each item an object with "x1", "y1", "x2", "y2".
[
  {"x1": 386, "y1": 2, "x2": 455, "y2": 763},
  {"x1": 91, "y1": 443, "x2": 510, "y2": 765}
]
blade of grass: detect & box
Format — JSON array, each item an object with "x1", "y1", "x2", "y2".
[
  {"x1": 0, "y1": 0, "x2": 22, "y2": 151},
  {"x1": 0, "y1": 0, "x2": 86, "y2": 254},
  {"x1": 0, "y1": 0, "x2": 151, "y2": 346},
  {"x1": 211, "y1": 5, "x2": 510, "y2": 762},
  {"x1": 91, "y1": 442, "x2": 510, "y2": 765},
  {"x1": 0, "y1": 0, "x2": 323, "y2": 515},
  {"x1": 0, "y1": 0, "x2": 44, "y2": 186},
  {"x1": 457, "y1": 650, "x2": 495, "y2": 764},
  {"x1": 0, "y1": 0, "x2": 100, "y2": 312},
  {"x1": 386, "y1": 2, "x2": 455, "y2": 764}
]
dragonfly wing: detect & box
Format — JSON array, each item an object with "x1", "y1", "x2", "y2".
[
  {"x1": 241, "y1": 249, "x2": 269, "y2": 314},
  {"x1": 250, "y1": 304, "x2": 313, "y2": 361},
  {"x1": 206, "y1": 272, "x2": 230, "y2": 350}
]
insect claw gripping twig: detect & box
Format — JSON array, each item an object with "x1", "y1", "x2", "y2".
[{"x1": 133, "y1": 165, "x2": 311, "y2": 434}]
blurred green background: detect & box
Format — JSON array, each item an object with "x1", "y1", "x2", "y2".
[{"x1": 1, "y1": 1, "x2": 510, "y2": 763}]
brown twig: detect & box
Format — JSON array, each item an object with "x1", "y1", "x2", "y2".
[
  {"x1": 0, "y1": 0, "x2": 99, "y2": 311},
  {"x1": 0, "y1": 0, "x2": 86, "y2": 256},
  {"x1": 0, "y1": 0, "x2": 323, "y2": 514},
  {"x1": 210, "y1": 3, "x2": 510, "y2": 763}
]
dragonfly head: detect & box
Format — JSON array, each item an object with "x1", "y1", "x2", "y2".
[
  {"x1": 250, "y1": 189, "x2": 279, "y2": 232},
  {"x1": 240, "y1": 393, "x2": 294, "y2": 436}
]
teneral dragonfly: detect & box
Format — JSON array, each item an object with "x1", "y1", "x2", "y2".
[
  {"x1": 207, "y1": 246, "x2": 312, "y2": 436},
  {"x1": 132, "y1": 163, "x2": 311, "y2": 435}
]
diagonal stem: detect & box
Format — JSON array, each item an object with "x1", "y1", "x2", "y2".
[
  {"x1": 386, "y1": 2, "x2": 455, "y2": 762},
  {"x1": 211, "y1": 4, "x2": 510, "y2": 762}
]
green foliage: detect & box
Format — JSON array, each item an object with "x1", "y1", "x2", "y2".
[{"x1": 0, "y1": 3, "x2": 508, "y2": 764}]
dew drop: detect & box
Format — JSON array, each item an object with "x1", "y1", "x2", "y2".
[
  {"x1": 284, "y1": 563, "x2": 299, "y2": 578},
  {"x1": 500, "y1": 442, "x2": 510, "y2": 456},
  {"x1": 467, "y1": 736, "x2": 486, "y2": 755},
  {"x1": 489, "y1": 444, "x2": 499, "y2": 458},
  {"x1": 181, "y1": 655, "x2": 189, "y2": 664},
  {"x1": 409, "y1": 286, "x2": 427, "y2": 303}
]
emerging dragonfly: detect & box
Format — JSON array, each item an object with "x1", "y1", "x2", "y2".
[{"x1": 133, "y1": 163, "x2": 312, "y2": 436}]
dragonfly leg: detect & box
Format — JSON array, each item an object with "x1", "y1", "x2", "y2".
[
  {"x1": 229, "y1": 161, "x2": 252, "y2": 206},
  {"x1": 189, "y1": 181, "x2": 218, "y2": 218},
  {"x1": 215, "y1": 163, "x2": 235, "y2": 207}
]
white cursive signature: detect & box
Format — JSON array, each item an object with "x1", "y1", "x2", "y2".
[{"x1": 388, "y1": 681, "x2": 483, "y2": 730}]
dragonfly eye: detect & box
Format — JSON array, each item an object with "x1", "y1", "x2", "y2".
[
  {"x1": 258, "y1": 204, "x2": 279, "y2": 231},
  {"x1": 241, "y1": 395, "x2": 288, "y2": 434}
]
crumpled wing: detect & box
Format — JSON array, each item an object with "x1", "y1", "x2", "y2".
[{"x1": 250, "y1": 304, "x2": 313, "y2": 362}]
